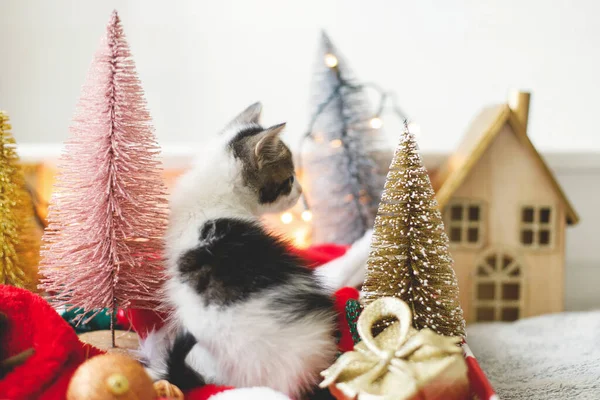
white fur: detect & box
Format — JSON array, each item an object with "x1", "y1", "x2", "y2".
[
  {"x1": 167, "y1": 276, "x2": 335, "y2": 396},
  {"x1": 137, "y1": 327, "x2": 172, "y2": 380},
  {"x1": 146, "y1": 116, "x2": 334, "y2": 398},
  {"x1": 166, "y1": 131, "x2": 302, "y2": 266},
  {"x1": 210, "y1": 387, "x2": 291, "y2": 400}
]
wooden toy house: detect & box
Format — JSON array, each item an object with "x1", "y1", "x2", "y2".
[{"x1": 431, "y1": 91, "x2": 579, "y2": 323}]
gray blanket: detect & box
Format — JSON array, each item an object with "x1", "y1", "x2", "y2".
[{"x1": 467, "y1": 311, "x2": 600, "y2": 400}]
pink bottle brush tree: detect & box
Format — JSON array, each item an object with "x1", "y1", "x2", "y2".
[{"x1": 39, "y1": 11, "x2": 169, "y2": 346}]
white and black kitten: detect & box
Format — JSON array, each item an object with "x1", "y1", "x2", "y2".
[{"x1": 143, "y1": 103, "x2": 370, "y2": 398}]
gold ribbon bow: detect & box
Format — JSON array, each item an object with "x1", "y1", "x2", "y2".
[{"x1": 320, "y1": 297, "x2": 467, "y2": 400}]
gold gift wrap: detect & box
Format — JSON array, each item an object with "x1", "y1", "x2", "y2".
[{"x1": 320, "y1": 297, "x2": 469, "y2": 400}]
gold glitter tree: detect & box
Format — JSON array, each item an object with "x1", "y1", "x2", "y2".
[
  {"x1": 361, "y1": 123, "x2": 465, "y2": 337},
  {"x1": 0, "y1": 111, "x2": 40, "y2": 289}
]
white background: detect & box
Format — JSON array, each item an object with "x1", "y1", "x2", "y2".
[
  {"x1": 1, "y1": 0, "x2": 600, "y2": 152},
  {"x1": 1, "y1": 0, "x2": 599, "y2": 311}
]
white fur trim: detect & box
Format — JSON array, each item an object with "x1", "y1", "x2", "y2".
[
  {"x1": 315, "y1": 229, "x2": 373, "y2": 292},
  {"x1": 209, "y1": 387, "x2": 291, "y2": 400}
]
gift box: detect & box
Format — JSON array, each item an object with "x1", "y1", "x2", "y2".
[{"x1": 320, "y1": 297, "x2": 496, "y2": 400}]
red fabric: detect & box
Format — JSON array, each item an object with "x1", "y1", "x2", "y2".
[
  {"x1": 116, "y1": 308, "x2": 131, "y2": 330},
  {"x1": 124, "y1": 308, "x2": 169, "y2": 340},
  {"x1": 187, "y1": 384, "x2": 235, "y2": 400},
  {"x1": 463, "y1": 344, "x2": 497, "y2": 400},
  {"x1": 0, "y1": 285, "x2": 104, "y2": 400},
  {"x1": 290, "y1": 244, "x2": 349, "y2": 268}
]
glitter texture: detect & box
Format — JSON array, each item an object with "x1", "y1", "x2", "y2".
[
  {"x1": 0, "y1": 111, "x2": 40, "y2": 290},
  {"x1": 320, "y1": 297, "x2": 467, "y2": 399},
  {"x1": 345, "y1": 298, "x2": 363, "y2": 345},
  {"x1": 361, "y1": 124, "x2": 466, "y2": 337},
  {"x1": 38, "y1": 11, "x2": 169, "y2": 317}
]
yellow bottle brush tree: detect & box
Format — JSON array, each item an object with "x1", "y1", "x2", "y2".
[{"x1": 0, "y1": 111, "x2": 40, "y2": 290}]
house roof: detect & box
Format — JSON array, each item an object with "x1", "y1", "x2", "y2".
[{"x1": 431, "y1": 103, "x2": 579, "y2": 225}]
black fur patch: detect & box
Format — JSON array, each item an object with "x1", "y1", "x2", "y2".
[
  {"x1": 228, "y1": 125, "x2": 264, "y2": 156},
  {"x1": 178, "y1": 218, "x2": 331, "y2": 310},
  {"x1": 165, "y1": 331, "x2": 205, "y2": 390},
  {"x1": 259, "y1": 176, "x2": 293, "y2": 204},
  {"x1": 272, "y1": 288, "x2": 334, "y2": 323}
]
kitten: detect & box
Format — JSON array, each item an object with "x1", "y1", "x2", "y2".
[{"x1": 147, "y1": 103, "x2": 339, "y2": 398}]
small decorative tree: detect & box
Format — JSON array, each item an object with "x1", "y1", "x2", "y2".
[
  {"x1": 361, "y1": 123, "x2": 466, "y2": 338},
  {"x1": 303, "y1": 31, "x2": 387, "y2": 245},
  {"x1": 0, "y1": 111, "x2": 40, "y2": 290},
  {"x1": 38, "y1": 11, "x2": 169, "y2": 346}
]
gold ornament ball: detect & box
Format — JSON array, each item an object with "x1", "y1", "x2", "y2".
[{"x1": 67, "y1": 353, "x2": 157, "y2": 400}]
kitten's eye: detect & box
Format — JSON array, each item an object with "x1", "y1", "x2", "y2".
[{"x1": 278, "y1": 176, "x2": 294, "y2": 192}]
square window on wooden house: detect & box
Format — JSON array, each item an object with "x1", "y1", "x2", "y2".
[
  {"x1": 521, "y1": 229, "x2": 534, "y2": 245},
  {"x1": 468, "y1": 206, "x2": 480, "y2": 221},
  {"x1": 520, "y1": 206, "x2": 555, "y2": 249},
  {"x1": 477, "y1": 283, "x2": 496, "y2": 300},
  {"x1": 450, "y1": 205, "x2": 463, "y2": 221},
  {"x1": 539, "y1": 230, "x2": 551, "y2": 245},
  {"x1": 467, "y1": 227, "x2": 479, "y2": 243},
  {"x1": 476, "y1": 307, "x2": 495, "y2": 322},
  {"x1": 450, "y1": 227, "x2": 462, "y2": 242},
  {"x1": 540, "y1": 208, "x2": 551, "y2": 223},
  {"x1": 445, "y1": 201, "x2": 484, "y2": 247},
  {"x1": 502, "y1": 283, "x2": 520, "y2": 300},
  {"x1": 501, "y1": 307, "x2": 519, "y2": 321},
  {"x1": 522, "y1": 207, "x2": 535, "y2": 223}
]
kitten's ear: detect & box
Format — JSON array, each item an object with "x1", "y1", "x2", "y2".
[
  {"x1": 230, "y1": 102, "x2": 262, "y2": 126},
  {"x1": 253, "y1": 123, "x2": 286, "y2": 166}
]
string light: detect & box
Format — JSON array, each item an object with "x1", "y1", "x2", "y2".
[
  {"x1": 301, "y1": 210, "x2": 313, "y2": 222},
  {"x1": 369, "y1": 117, "x2": 383, "y2": 129},
  {"x1": 280, "y1": 212, "x2": 293, "y2": 224},
  {"x1": 313, "y1": 133, "x2": 325, "y2": 143},
  {"x1": 294, "y1": 47, "x2": 414, "y2": 243},
  {"x1": 329, "y1": 139, "x2": 342, "y2": 148},
  {"x1": 294, "y1": 228, "x2": 310, "y2": 248},
  {"x1": 324, "y1": 53, "x2": 338, "y2": 68}
]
